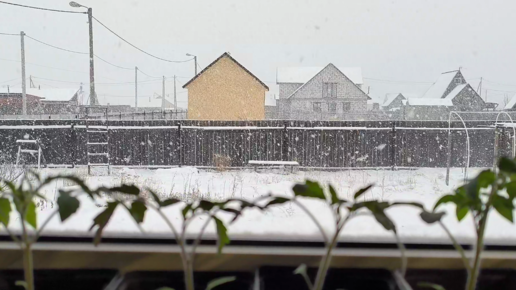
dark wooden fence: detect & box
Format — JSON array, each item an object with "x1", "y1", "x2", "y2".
[{"x1": 0, "y1": 120, "x2": 511, "y2": 168}]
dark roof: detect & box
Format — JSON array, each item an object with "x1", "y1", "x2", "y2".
[{"x1": 182, "y1": 52, "x2": 269, "y2": 90}]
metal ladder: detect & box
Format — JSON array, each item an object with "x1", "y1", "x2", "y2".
[
  {"x1": 16, "y1": 139, "x2": 45, "y2": 169},
  {"x1": 86, "y1": 107, "x2": 110, "y2": 175}
]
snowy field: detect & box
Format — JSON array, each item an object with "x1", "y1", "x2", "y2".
[{"x1": 12, "y1": 166, "x2": 516, "y2": 246}]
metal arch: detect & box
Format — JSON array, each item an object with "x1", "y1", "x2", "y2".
[
  {"x1": 446, "y1": 111, "x2": 470, "y2": 184},
  {"x1": 495, "y1": 112, "x2": 516, "y2": 158}
]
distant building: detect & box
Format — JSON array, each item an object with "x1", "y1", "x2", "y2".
[
  {"x1": 421, "y1": 70, "x2": 485, "y2": 111},
  {"x1": 183, "y1": 52, "x2": 269, "y2": 120},
  {"x1": 404, "y1": 97, "x2": 454, "y2": 120},
  {"x1": 0, "y1": 87, "x2": 80, "y2": 114},
  {"x1": 276, "y1": 64, "x2": 370, "y2": 120},
  {"x1": 504, "y1": 94, "x2": 516, "y2": 111},
  {"x1": 136, "y1": 93, "x2": 178, "y2": 111},
  {"x1": 381, "y1": 93, "x2": 406, "y2": 111},
  {"x1": 264, "y1": 93, "x2": 279, "y2": 119}
]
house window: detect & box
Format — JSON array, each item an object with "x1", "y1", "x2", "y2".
[
  {"x1": 329, "y1": 102, "x2": 337, "y2": 113},
  {"x1": 313, "y1": 102, "x2": 322, "y2": 112},
  {"x1": 454, "y1": 77, "x2": 463, "y2": 85},
  {"x1": 323, "y1": 82, "x2": 337, "y2": 98},
  {"x1": 343, "y1": 102, "x2": 351, "y2": 111}
]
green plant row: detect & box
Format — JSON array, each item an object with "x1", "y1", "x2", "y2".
[{"x1": 2, "y1": 157, "x2": 516, "y2": 290}]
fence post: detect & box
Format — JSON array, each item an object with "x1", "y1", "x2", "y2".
[
  {"x1": 445, "y1": 128, "x2": 453, "y2": 186},
  {"x1": 71, "y1": 123, "x2": 76, "y2": 168},
  {"x1": 177, "y1": 123, "x2": 182, "y2": 167},
  {"x1": 391, "y1": 121, "x2": 396, "y2": 170},
  {"x1": 493, "y1": 126, "x2": 499, "y2": 169},
  {"x1": 282, "y1": 121, "x2": 288, "y2": 161}
]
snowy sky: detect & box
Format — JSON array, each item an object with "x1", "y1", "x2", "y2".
[{"x1": 1, "y1": 0, "x2": 516, "y2": 108}]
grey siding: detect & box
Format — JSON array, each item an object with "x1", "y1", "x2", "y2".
[
  {"x1": 278, "y1": 64, "x2": 368, "y2": 120},
  {"x1": 442, "y1": 71, "x2": 467, "y2": 98},
  {"x1": 278, "y1": 83, "x2": 302, "y2": 99},
  {"x1": 383, "y1": 95, "x2": 405, "y2": 111},
  {"x1": 452, "y1": 85, "x2": 485, "y2": 111}
]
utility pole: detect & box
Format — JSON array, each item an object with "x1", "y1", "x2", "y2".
[
  {"x1": 194, "y1": 56, "x2": 197, "y2": 75},
  {"x1": 477, "y1": 77, "x2": 483, "y2": 99},
  {"x1": 186, "y1": 53, "x2": 198, "y2": 75},
  {"x1": 135, "y1": 66, "x2": 138, "y2": 109},
  {"x1": 20, "y1": 31, "x2": 26, "y2": 115},
  {"x1": 174, "y1": 75, "x2": 177, "y2": 110},
  {"x1": 69, "y1": 2, "x2": 97, "y2": 105},
  {"x1": 88, "y1": 7, "x2": 98, "y2": 105},
  {"x1": 162, "y1": 76, "x2": 166, "y2": 109}
]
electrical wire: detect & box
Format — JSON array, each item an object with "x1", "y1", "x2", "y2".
[
  {"x1": 483, "y1": 79, "x2": 516, "y2": 87},
  {"x1": 138, "y1": 69, "x2": 161, "y2": 79},
  {"x1": 0, "y1": 77, "x2": 20, "y2": 84},
  {"x1": 25, "y1": 34, "x2": 88, "y2": 55},
  {"x1": 32, "y1": 76, "x2": 161, "y2": 86},
  {"x1": 0, "y1": 57, "x2": 87, "y2": 73},
  {"x1": 92, "y1": 16, "x2": 194, "y2": 64},
  {"x1": 94, "y1": 55, "x2": 132, "y2": 70},
  {"x1": 0, "y1": 1, "x2": 86, "y2": 14},
  {"x1": 363, "y1": 77, "x2": 433, "y2": 84},
  {"x1": 24, "y1": 34, "x2": 140, "y2": 72},
  {"x1": 0, "y1": 32, "x2": 18, "y2": 36}
]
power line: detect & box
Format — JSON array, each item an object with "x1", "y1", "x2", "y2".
[
  {"x1": 483, "y1": 79, "x2": 516, "y2": 87},
  {"x1": 0, "y1": 77, "x2": 20, "y2": 84},
  {"x1": 32, "y1": 76, "x2": 161, "y2": 86},
  {"x1": 92, "y1": 16, "x2": 194, "y2": 64},
  {"x1": 24, "y1": 34, "x2": 139, "y2": 72},
  {"x1": 0, "y1": 57, "x2": 87, "y2": 73},
  {"x1": 0, "y1": 32, "x2": 18, "y2": 36},
  {"x1": 363, "y1": 77, "x2": 433, "y2": 84},
  {"x1": 138, "y1": 69, "x2": 160, "y2": 79},
  {"x1": 0, "y1": 1, "x2": 86, "y2": 14},
  {"x1": 25, "y1": 34, "x2": 88, "y2": 55},
  {"x1": 94, "y1": 55, "x2": 132, "y2": 70}
]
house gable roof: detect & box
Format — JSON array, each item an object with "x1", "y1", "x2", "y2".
[
  {"x1": 287, "y1": 64, "x2": 370, "y2": 100},
  {"x1": 505, "y1": 94, "x2": 516, "y2": 110},
  {"x1": 182, "y1": 52, "x2": 269, "y2": 90},
  {"x1": 422, "y1": 70, "x2": 462, "y2": 99},
  {"x1": 382, "y1": 93, "x2": 405, "y2": 107},
  {"x1": 444, "y1": 84, "x2": 468, "y2": 100},
  {"x1": 277, "y1": 67, "x2": 363, "y2": 84}
]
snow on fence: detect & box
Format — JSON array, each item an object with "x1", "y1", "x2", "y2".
[{"x1": 0, "y1": 119, "x2": 511, "y2": 168}]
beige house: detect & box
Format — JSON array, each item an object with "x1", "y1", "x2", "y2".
[{"x1": 183, "y1": 52, "x2": 269, "y2": 120}]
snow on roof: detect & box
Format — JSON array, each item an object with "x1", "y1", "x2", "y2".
[
  {"x1": 407, "y1": 97, "x2": 454, "y2": 107},
  {"x1": 277, "y1": 66, "x2": 363, "y2": 84},
  {"x1": 505, "y1": 94, "x2": 516, "y2": 110},
  {"x1": 265, "y1": 93, "x2": 277, "y2": 106},
  {"x1": 422, "y1": 71, "x2": 458, "y2": 99},
  {"x1": 444, "y1": 84, "x2": 467, "y2": 100},
  {"x1": 0, "y1": 88, "x2": 78, "y2": 102},
  {"x1": 382, "y1": 93, "x2": 404, "y2": 107}
]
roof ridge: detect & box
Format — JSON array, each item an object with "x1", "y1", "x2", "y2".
[
  {"x1": 286, "y1": 65, "x2": 330, "y2": 99},
  {"x1": 182, "y1": 52, "x2": 269, "y2": 90}
]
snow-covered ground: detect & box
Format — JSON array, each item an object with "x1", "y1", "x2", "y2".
[{"x1": 9, "y1": 167, "x2": 516, "y2": 246}]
